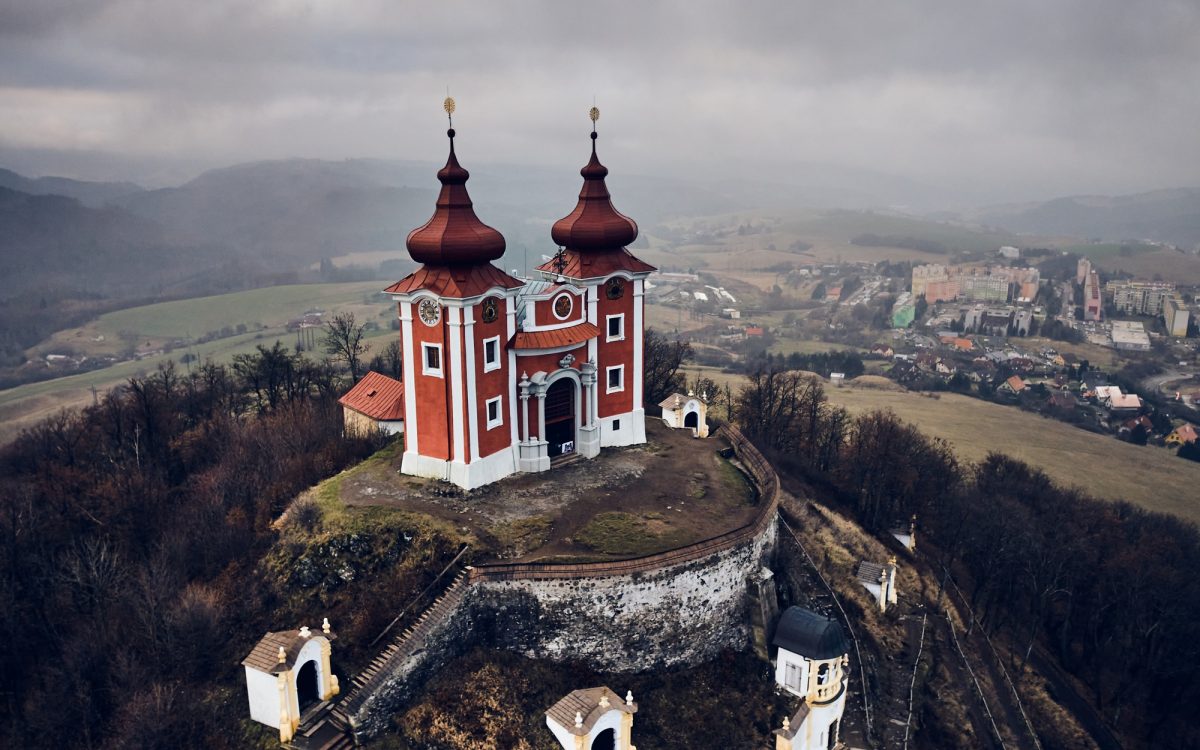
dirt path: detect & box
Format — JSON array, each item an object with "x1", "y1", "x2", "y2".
[{"x1": 337, "y1": 420, "x2": 758, "y2": 562}]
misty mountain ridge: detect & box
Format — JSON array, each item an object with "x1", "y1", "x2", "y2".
[
  {"x1": 958, "y1": 187, "x2": 1200, "y2": 249},
  {"x1": 0, "y1": 167, "x2": 144, "y2": 208},
  {"x1": 3, "y1": 158, "x2": 1199, "y2": 305}
]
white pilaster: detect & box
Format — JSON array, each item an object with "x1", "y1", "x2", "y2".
[
  {"x1": 633, "y1": 278, "x2": 644, "y2": 409},
  {"x1": 507, "y1": 295, "x2": 520, "y2": 448},
  {"x1": 464, "y1": 305, "x2": 479, "y2": 462},
  {"x1": 447, "y1": 306, "x2": 465, "y2": 465},
  {"x1": 399, "y1": 302, "x2": 418, "y2": 454}
]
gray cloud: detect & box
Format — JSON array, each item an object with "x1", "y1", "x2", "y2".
[{"x1": 1, "y1": 0, "x2": 1197, "y2": 203}]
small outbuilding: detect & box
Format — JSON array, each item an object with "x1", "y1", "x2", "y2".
[
  {"x1": 545, "y1": 686, "x2": 637, "y2": 750},
  {"x1": 658, "y1": 392, "x2": 709, "y2": 438},
  {"x1": 856, "y1": 557, "x2": 899, "y2": 612},
  {"x1": 242, "y1": 622, "x2": 339, "y2": 743},
  {"x1": 338, "y1": 371, "x2": 405, "y2": 437}
]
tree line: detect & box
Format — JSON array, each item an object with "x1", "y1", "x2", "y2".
[
  {"x1": 733, "y1": 366, "x2": 1200, "y2": 748},
  {"x1": 0, "y1": 346, "x2": 381, "y2": 748}
]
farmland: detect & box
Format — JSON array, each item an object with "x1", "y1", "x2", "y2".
[{"x1": 1, "y1": 282, "x2": 397, "y2": 443}]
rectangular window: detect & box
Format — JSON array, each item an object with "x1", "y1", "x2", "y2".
[
  {"x1": 785, "y1": 661, "x2": 801, "y2": 690},
  {"x1": 606, "y1": 365, "x2": 624, "y2": 393},
  {"x1": 606, "y1": 313, "x2": 625, "y2": 341},
  {"x1": 612, "y1": 419, "x2": 620, "y2": 431},
  {"x1": 482, "y1": 336, "x2": 500, "y2": 372},
  {"x1": 422, "y1": 343, "x2": 443, "y2": 377},
  {"x1": 485, "y1": 396, "x2": 503, "y2": 429}
]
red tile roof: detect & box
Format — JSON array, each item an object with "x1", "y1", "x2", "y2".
[
  {"x1": 535, "y1": 247, "x2": 655, "y2": 280},
  {"x1": 511, "y1": 321, "x2": 600, "y2": 350},
  {"x1": 1170, "y1": 424, "x2": 1198, "y2": 443},
  {"x1": 385, "y1": 263, "x2": 523, "y2": 298},
  {"x1": 338, "y1": 371, "x2": 405, "y2": 421},
  {"x1": 1006, "y1": 375, "x2": 1026, "y2": 392}
]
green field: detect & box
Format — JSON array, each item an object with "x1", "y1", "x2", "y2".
[
  {"x1": 2, "y1": 282, "x2": 397, "y2": 443},
  {"x1": 40, "y1": 282, "x2": 389, "y2": 356},
  {"x1": 681, "y1": 366, "x2": 1200, "y2": 523}
]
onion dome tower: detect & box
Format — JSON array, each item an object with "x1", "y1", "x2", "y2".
[
  {"x1": 540, "y1": 108, "x2": 655, "y2": 280},
  {"x1": 385, "y1": 98, "x2": 522, "y2": 490},
  {"x1": 533, "y1": 107, "x2": 654, "y2": 454}
]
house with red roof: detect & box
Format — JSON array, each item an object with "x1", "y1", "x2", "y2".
[
  {"x1": 338, "y1": 371, "x2": 406, "y2": 437},
  {"x1": 1166, "y1": 423, "x2": 1198, "y2": 447}
]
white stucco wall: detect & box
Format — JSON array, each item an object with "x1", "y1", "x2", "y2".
[
  {"x1": 774, "y1": 647, "x2": 810, "y2": 698},
  {"x1": 246, "y1": 667, "x2": 282, "y2": 728}
]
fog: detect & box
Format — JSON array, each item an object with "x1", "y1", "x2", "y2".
[{"x1": 2, "y1": 0, "x2": 1198, "y2": 204}]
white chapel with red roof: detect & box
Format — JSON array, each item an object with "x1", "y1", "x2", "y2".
[{"x1": 340, "y1": 102, "x2": 654, "y2": 490}]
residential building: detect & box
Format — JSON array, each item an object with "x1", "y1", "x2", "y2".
[
  {"x1": 1106, "y1": 280, "x2": 1174, "y2": 316},
  {"x1": 1076, "y1": 256, "x2": 1092, "y2": 285},
  {"x1": 911, "y1": 263, "x2": 1039, "y2": 303},
  {"x1": 1083, "y1": 271, "x2": 1102, "y2": 321},
  {"x1": 1164, "y1": 295, "x2": 1190, "y2": 337}
]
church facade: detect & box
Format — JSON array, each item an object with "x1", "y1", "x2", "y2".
[{"x1": 385, "y1": 106, "x2": 654, "y2": 490}]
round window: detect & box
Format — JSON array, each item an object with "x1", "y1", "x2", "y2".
[
  {"x1": 553, "y1": 293, "x2": 573, "y2": 320},
  {"x1": 481, "y1": 297, "x2": 498, "y2": 323}
]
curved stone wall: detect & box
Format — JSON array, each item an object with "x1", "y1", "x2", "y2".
[{"x1": 345, "y1": 425, "x2": 781, "y2": 737}]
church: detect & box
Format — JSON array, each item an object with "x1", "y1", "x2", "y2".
[{"x1": 347, "y1": 101, "x2": 655, "y2": 490}]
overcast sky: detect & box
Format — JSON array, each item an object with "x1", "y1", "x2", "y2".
[{"x1": 1, "y1": 0, "x2": 1198, "y2": 203}]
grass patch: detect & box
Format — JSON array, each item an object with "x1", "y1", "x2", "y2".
[
  {"x1": 489, "y1": 516, "x2": 552, "y2": 557},
  {"x1": 576, "y1": 511, "x2": 690, "y2": 556}
]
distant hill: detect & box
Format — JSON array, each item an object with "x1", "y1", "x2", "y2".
[
  {"x1": 968, "y1": 188, "x2": 1200, "y2": 248},
  {"x1": 0, "y1": 167, "x2": 143, "y2": 208},
  {"x1": 0, "y1": 186, "x2": 221, "y2": 298}
]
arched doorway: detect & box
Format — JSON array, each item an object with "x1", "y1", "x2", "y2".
[
  {"x1": 296, "y1": 660, "x2": 319, "y2": 710},
  {"x1": 683, "y1": 410, "x2": 698, "y2": 430},
  {"x1": 591, "y1": 728, "x2": 616, "y2": 750},
  {"x1": 545, "y1": 379, "x2": 576, "y2": 457}
]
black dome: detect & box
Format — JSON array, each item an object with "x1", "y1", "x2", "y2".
[{"x1": 772, "y1": 607, "x2": 849, "y2": 660}]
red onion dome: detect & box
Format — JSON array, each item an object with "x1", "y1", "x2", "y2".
[
  {"x1": 551, "y1": 131, "x2": 638, "y2": 251},
  {"x1": 406, "y1": 128, "x2": 506, "y2": 265}
]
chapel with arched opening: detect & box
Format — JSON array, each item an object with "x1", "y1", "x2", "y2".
[
  {"x1": 383, "y1": 101, "x2": 654, "y2": 489},
  {"x1": 772, "y1": 606, "x2": 850, "y2": 750}
]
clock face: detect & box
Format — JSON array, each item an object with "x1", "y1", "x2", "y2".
[
  {"x1": 418, "y1": 298, "x2": 440, "y2": 326},
  {"x1": 553, "y1": 293, "x2": 573, "y2": 319},
  {"x1": 481, "y1": 297, "x2": 498, "y2": 324},
  {"x1": 606, "y1": 277, "x2": 625, "y2": 300}
]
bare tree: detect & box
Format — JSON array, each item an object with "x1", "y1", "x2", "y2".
[
  {"x1": 368, "y1": 339, "x2": 403, "y2": 380},
  {"x1": 322, "y1": 312, "x2": 369, "y2": 384},
  {"x1": 643, "y1": 328, "x2": 692, "y2": 406}
]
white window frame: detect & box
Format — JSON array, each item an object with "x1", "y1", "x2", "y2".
[
  {"x1": 485, "y1": 395, "x2": 503, "y2": 430},
  {"x1": 422, "y1": 343, "x2": 443, "y2": 377},
  {"x1": 606, "y1": 364, "x2": 624, "y2": 394},
  {"x1": 482, "y1": 335, "x2": 501, "y2": 373},
  {"x1": 606, "y1": 313, "x2": 625, "y2": 342}
]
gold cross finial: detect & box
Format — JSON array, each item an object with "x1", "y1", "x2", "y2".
[
  {"x1": 444, "y1": 96, "x2": 456, "y2": 127},
  {"x1": 589, "y1": 106, "x2": 599, "y2": 123}
]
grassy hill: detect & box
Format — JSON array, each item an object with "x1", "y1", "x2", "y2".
[{"x1": 683, "y1": 366, "x2": 1200, "y2": 523}]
